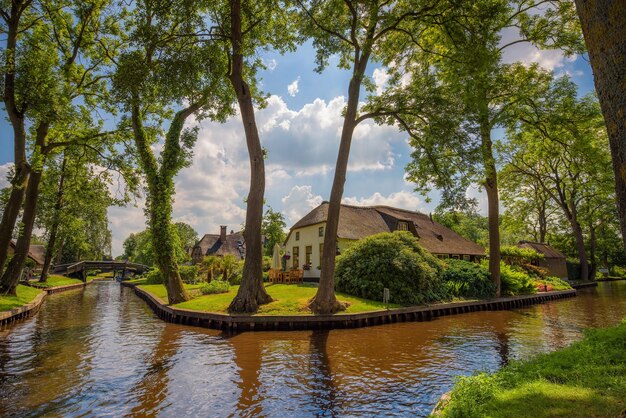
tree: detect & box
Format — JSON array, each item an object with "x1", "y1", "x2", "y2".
[
  {"x1": 574, "y1": 0, "x2": 626, "y2": 253},
  {"x1": 120, "y1": 223, "x2": 198, "y2": 267},
  {"x1": 501, "y1": 76, "x2": 613, "y2": 281},
  {"x1": 113, "y1": 0, "x2": 231, "y2": 304},
  {"x1": 210, "y1": 0, "x2": 295, "y2": 313},
  {"x1": 366, "y1": 0, "x2": 582, "y2": 296},
  {"x1": 261, "y1": 207, "x2": 286, "y2": 256},
  {"x1": 297, "y1": 0, "x2": 444, "y2": 313},
  {"x1": 0, "y1": 0, "x2": 124, "y2": 294}
]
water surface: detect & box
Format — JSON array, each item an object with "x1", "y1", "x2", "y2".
[{"x1": 1, "y1": 280, "x2": 625, "y2": 417}]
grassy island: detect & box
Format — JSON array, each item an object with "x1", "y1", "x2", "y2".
[
  {"x1": 0, "y1": 285, "x2": 43, "y2": 312},
  {"x1": 28, "y1": 274, "x2": 88, "y2": 289},
  {"x1": 436, "y1": 319, "x2": 626, "y2": 417}
]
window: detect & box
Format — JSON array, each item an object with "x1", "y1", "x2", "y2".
[
  {"x1": 292, "y1": 247, "x2": 299, "y2": 269},
  {"x1": 295, "y1": 231, "x2": 300, "y2": 241},
  {"x1": 305, "y1": 245, "x2": 312, "y2": 267},
  {"x1": 397, "y1": 221, "x2": 409, "y2": 231},
  {"x1": 451, "y1": 254, "x2": 460, "y2": 260},
  {"x1": 319, "y1": 226, "x2": 324, "y2": 237},
  {"x1": 463, "y1": 255, "x2": 470, "y2": 261},
  {"x1": 319, "y1": 243, "x2": 324, "y2": 267}
]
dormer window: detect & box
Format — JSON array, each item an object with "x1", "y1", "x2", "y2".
[
  {"x1": 397, "y1": 221, "x2": 409, "y2": 231},
  {"x1": 319, "y1": 226, "x2": 324, "y2": 237}
]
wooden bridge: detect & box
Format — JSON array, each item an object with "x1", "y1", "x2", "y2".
[{"x1": 52, "y1": 261, "x2": 150, "y2": 281}]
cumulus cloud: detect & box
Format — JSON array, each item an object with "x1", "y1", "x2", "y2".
[
  {"x1": 372, "y1": 68, "x2": 390, "y2": 95},
  {"x1": 287, "y1": 77, "x2": 300, "y2": 97},
  {"x1": 281, "y1": 185, "x2": 323, "y2": 224},
  {"x1": 265, "y1": 58, "x2": 278, "y2": 71},
  {"x1": 499, "y1": 27, "x2": 572, "y2": 70},
  {"x1": 342, "y1": 190, "x2": 426, "y2": 212},
  {"x1": 0, "y1": 163, "x2": 13, "y2": 189}
]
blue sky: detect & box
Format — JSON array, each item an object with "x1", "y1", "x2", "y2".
[{"x1": 0, "y1": 40, "x2": 596, "y2": 256}]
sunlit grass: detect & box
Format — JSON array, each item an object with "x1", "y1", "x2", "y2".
[
  {"x1": 137, "y1": 281, "x2": 399, "y2": 315},
  {"x1": 437, "y1": 319, "x2": 626, "y2": 417},
  {"x1": 29, "y1": 274, "x2": 87, "y2": 288},
  {"x1": 0, "y1": 285, "x2": 43, "y2": 312}
]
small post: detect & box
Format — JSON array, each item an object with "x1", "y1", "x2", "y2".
[{"x1": 383, "y1": 288, "x2": 390, "y2": 310}]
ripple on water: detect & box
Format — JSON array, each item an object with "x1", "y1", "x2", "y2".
[{"x1": 1, "y1": 281, "x2": 626, "y2": 417}]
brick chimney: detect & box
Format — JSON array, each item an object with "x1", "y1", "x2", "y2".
[{"x1": 220, "y1": 226, "x2": 227, "y2": 241}]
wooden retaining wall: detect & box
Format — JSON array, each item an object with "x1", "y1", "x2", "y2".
[
  {"x1": 0, "y1": 291, "x2": 46, "y2": 328},
  {"x1": 122, "y1": 282, "x2": 577, "y2": 332},
  {"x1": 571, "y1": 282, "x2": 599, "y2": 290}
]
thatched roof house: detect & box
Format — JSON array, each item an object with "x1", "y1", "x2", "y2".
[
  {"x1": 517, "y1": 240, "x2": 568, "y2": 279},
  {"x1": 284, "y1": 202, "x2": 485, "y2": 279},
  {"x1": 191, "y1": 226, "x2": 246, "y2": 264},
  {"x1": 8, "y1": 241, "x2": 46, "y2": 268}
]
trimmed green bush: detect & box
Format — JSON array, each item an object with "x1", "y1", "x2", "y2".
[
  {"x1": 200, "y1": 280, "x2": 230, "y2": 295},
  {"x1": 179, "y1": 265, "x2": 199, "y2": 284},
  {"x1": 335, "y1": 231, "x2": 446, "y2": 305},
  {"x1": 499, "y1": 263, "x2": 536, "y2": 295},
  {"x1": 145, "y1": 268, "x2": 164, "y2": 284},
  {"x1": 442, "y1": 259, "x2": 495, "y2": 299}
]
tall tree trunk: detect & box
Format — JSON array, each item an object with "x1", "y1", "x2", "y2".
[
  {"x1": 575, "y1": 0, "x2": 626, "y2": 252},
  {"x1": 227, "y1": 0, "x2": 272, "y2": 313},
  {"x1": 40, "y1": 154, "x2": 67, "y2": 282},
  {"x1": 0, "y1": 123, "x2": 49, "y2": 294},
  {"x1": 568, "y1": 207, "x2": 589, "y2": 281},
  {"x1": 0, "y1": 0, "x2": 30, "y2": 272},
  {"x1": 481, "y1": 122, "x2": 501, "y2": 297},
  {"x1": 589, "y1": 222, "x2": 597, "y2": 280},
  {"x1": 310, "y1": 78, "x2": 361, "y2": 314},
  {"x1": 538, "y1": 198, "x2": 547, "y2": 243}
]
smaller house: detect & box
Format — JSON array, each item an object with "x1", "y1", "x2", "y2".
[
  {"x1": 191, "y1": 226, "x2": 246, "y2": 264},
  {"x1": 517, "y1": 241, "x2": 568, "y2": 279},
  {"x1": 8, "y1": 241, "x2": 46, "y2": 271}
]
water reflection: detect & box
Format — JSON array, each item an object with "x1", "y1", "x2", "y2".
[{"x1": 0, "y1": 281, "x2": 624, "y2": 417}]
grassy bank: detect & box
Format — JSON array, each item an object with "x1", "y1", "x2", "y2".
[
  {"x1": 0, "y1": 285, "x2": 43, "y2": 311},
  {"x1": 29, "y1": 274, "x2": 87, "y2": 288},
  {"x1": 132, "y1": 281, "x2": 398, "y2": 315},
  {"x1": 436, "y1": 319, "x2": 626, "y2": 417}
]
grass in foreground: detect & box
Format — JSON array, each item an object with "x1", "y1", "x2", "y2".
[
  {"x1": 29, "y1": 274, "x2": 86, "y2": 288},
  {"x1": 0, "y1": 285, "x2": 43, "y2": 312},
  {"x1": 137, "y1": 282, "x2": 399, "y2": 315},
  {"x1": 436, "y1": 319, "x2": 626, "y2": 417}
]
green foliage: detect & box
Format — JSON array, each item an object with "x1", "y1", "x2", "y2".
[
  {"x1": 535, "y1": 276, "x2": 572, "y2": 291},
  {"x1": 335, "y1": 231, "x2": 446, "y2": 306},
  {"x1": 567, "y1": 259, "x2": 581, "y2": 281},
  {"x1": 179, "y1": 265, "x2": 199, "y2": 284},
  {"x1": 498, "y1": 263, "x2": 537, "y2": 296},
  {"x1": 610, "y1": 265, "x2": 626, "y2": 278},
  {"x1": 433, "y1": 211, "x2": 489, "y2": 247},
  {"x1": 440, "y1": 320, "x2": 626, "y2": 418},
  {"x1": 500, "y1": 246, "x2": 545, "y2": 263},
  {"x1": 442, "y1": 259, "x2": 495, "y2": 299},
  {"x1": 200, "y1": 280, "x2": 230, "y2": 295},
  {"x1": 145, "y1": 268, "x2": 164, "y2": 285},
  {"x1": 517, "y1": 263, "x2": 549, "y2": 280},
  {"x1": 262, "y1": 207, "x2": 286, "y2": 256},
  {"x1": 121, "y1": 222, "x2": 198, "y2": 266},
  {"x1": 262, "y1": 256, "x2": 272, "y2": 272}
]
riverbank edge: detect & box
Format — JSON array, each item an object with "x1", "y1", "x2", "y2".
[
  {"x1": 570, "y1": 281, "x2": 598, "y2": 289},
  {"x1": 26, "y1": 280, "x2": 92, "y2": 295},
  {"x1": 121, "y1": 281, "x2": 577, "y2": 332},
  {"x1": 0, "y1": 291, "x2": 46, "y2": 328}
]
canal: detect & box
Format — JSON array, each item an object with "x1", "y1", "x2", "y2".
[{"x1": 1, "y1": 280, "x2": 625, "y2": 417}]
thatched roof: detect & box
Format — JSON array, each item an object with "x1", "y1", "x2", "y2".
[
  {"x1": 288, "y1": 202, "x2": 485, "y2": 256},
  {"x1": 518, "y1": 241, "x2": 566, "y2": 260},
  {"x1": 9, "y1": 241, "x2": 46, "y2": 266},
  {"x1": 193, "y1": 231, "x2": 246, "y2": 259}
]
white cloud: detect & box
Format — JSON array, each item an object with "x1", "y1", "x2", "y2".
[
  {"x1": 265, "y1": 58, "x2": 278, "y2": 71},
  {"x1": 342, "y1": 190, "x2": 426, "y2": 212},
  {"x1": 499, "y1": 27, "x2": 571, "y2": 70},
  {"x1": 287, "y1": 77, "x2": 300, "y2": 97},
  {"x1": 281, "y1": 185, "x2": 323, "y2": 224},
  {"x1": 372, "y1": 68, "x2": 390, "y2": 95},
  {"x1": 0, "y1": 163, "x2": 13, "y2": 189}
]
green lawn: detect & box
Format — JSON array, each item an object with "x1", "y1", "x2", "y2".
[
  {"x1": 436, "y1": 319, "x2": 626, "y2": 417},
  {"x1": 0, "y1": 285, "x2": 43, "y2": 312},
  {"x1": 137, "y1": 281, "x2": 398, "y2": 315},
  {"x1": 29, "y1": 274, "x2": 86, "y2": 288}
]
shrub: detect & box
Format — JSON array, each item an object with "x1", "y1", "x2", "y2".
[
  {"x1": 535, "y1": 276, "x2": 572, "y2": 291},
  {"x1": 442, "y1": 259, "x2": 495, "y2": 299},
  {"x1": 200, "y1": 280, "x2": 230, "y2": 295},
  {"x1": 611, "y1": 265, "x2": 626, "y2": 278},
  {"x1": 145, "y1": 268, "x2": 164, "y2": 284},
  {"x1": 262, "y1": 256, "x2": 272, "y2": 272},
  {"x1": 499, "y1": 263, "x2": 536, "y2": 295},
  {"x1": 500, "y1": 245, "x2": 544, "y2": 264},
  {"x1": 335, "y1": 231, "x2": 446, "y2": 305},
  {"x1": 517, "y1": 263, "x2": 548, "y2": 279},
  {"x1": 179, "y1": 265, "x2": 199, "y2": 284}
]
